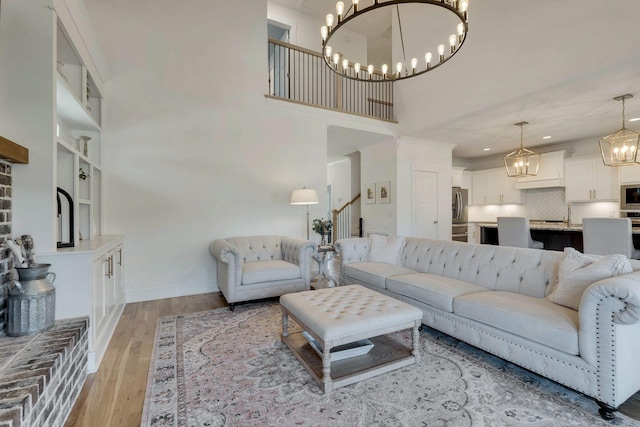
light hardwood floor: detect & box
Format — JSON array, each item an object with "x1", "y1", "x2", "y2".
[{"x1": 66, "y1": 260, "x2": 640, "y2": 426}]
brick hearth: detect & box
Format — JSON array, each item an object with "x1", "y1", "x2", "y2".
[{"x1": 0, "y1": 317, "x2": 88, "y2": 427}]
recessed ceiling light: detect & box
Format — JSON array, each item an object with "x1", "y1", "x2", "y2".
[
  {"x1": 630, "y1": 117, "x2": 640, "y2": 122},
  {"x1": 542, "y1": 136, "x2": 552, "y2": 140},
  {"x1": 483, "y1": 148, "x2": 491, "y2": 151}
]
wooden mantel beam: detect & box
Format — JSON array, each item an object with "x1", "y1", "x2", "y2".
[{"x1": 0, "y1": 135, "x2": 29, "y2": 164}]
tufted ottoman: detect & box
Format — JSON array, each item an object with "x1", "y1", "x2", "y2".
[{"x1": 280, "y1": 284, "x2": 423, "y2": 393}]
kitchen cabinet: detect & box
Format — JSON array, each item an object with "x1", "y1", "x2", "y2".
[
  {"x1": 40, "y1": 236, "x2": 125, "y2": 373},
  {"x1": 472, "y1": 168, "x2": 524, "y2": 205},
  {"x1": 619, "y1": 164, "x2": 640, "y2": 184},
  {"x1": 452, "y1": 167, "x2": 465, "y2": 187},
  {"x1": 565, "y1": 156, "x2": 618, "y2": 202}
]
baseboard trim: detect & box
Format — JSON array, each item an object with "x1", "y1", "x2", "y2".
[{"x1": 126, "y1": 281, "x2": 219, "y2": 303}]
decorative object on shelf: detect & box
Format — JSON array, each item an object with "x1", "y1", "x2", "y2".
[
  {"x1": 79, "y1": 167, "x2": 88, "y2": 180},
  {"x1": 599, "y1": 94, "x2": 640, "y2": 167},
  {"x1": 290, "y1": 187, "x2": 319, "y2": 240},
  {"x1": 504, "y1": 122, "x2": 541, "y2": 177},
  {"x1": 73, "y1": 136, "x2": 82, "y2": 152},
  {"x1": 365, "y1": 183, "x2": 376, "y2": 204},
  {"x1": 80, "y1": 135, "x2": 91, "y2": 157},
  {"x1": 377, "y1": 181, "x2": 391, "y2": 203},
  {"x1": 56, "y1": 61, "x2": 68, "y2": 82},
  {"x1": 7, "y1": 263, "x2": 56, "y2": 336},
  {"x1": 312, "y1": 218, "x2": 333, "y2": 245},
  {"x1": 56, "y1": 187, "x2": 74, "y2": 248},
  {"x1": 320, "y1": 0, "x2": 469, "y2": 82}
]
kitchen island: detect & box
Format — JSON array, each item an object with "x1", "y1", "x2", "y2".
[{"x1": 478, "y1": 222, "x2": 640, "y2": 252}]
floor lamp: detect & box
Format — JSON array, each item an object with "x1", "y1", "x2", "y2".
[{"x1": 290, "y1": 187, "x2": 319, "y2": 240}]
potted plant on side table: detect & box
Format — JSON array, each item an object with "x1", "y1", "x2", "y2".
[{"x1": 312, "y1": 218, "x2": 333, "y2": 247}]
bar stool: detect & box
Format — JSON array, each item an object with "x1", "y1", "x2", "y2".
[
  {"x1": 582, "y1": 217, "x2": 640, "y2": 259},
  {"x1": 497, "y1": 217, "x2": 544, "y2": 249}
]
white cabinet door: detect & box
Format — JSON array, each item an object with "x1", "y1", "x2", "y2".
[
  {"x1": 565, "y1": 156, "x2": 618, "y2": 202},
  {"x1": 114, "y1": 244, "x2": 125, "y2": 307},
  {"x1": 452, "y1": 167, "x2": 464, "y2": 187},
  {"x1": 472, "y1": 171, "x2": 488, "y2": 205},
  {"x1": 92, "y1": 254, "x2": 109, "y2": 339},
  {"x1": 565, "y1": 158, "x2": 593, "y2": 202},
  {"x1": 619, "y1": 164, "x2": 640, "y2": 184},
  {"x1": 594, "y1": 160, "x2": 618, "y2": 201},
  {"x1": 486, "y1": 170, "x2": 504, "y2": 204}
]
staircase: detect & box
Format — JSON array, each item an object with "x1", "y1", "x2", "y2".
[{"x1": 332, "y1": 194, "x2": 361, "y2": 242}]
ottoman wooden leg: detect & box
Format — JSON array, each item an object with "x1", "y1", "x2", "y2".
[
  {"x1": 412, "y1": 323, "x2": 421, "y2": 363},
  {"x1": 281, "y1": 310, "x2": 289, "y2": 337},
  {"x1": 322, "y1": 344, "x2": 333, "y2": 393}
]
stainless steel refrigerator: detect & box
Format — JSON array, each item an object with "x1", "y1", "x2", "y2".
[{"x1": 452, "y1": 187, "x2": 468, "y2": 242}]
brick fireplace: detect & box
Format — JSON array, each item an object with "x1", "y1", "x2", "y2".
[
  {"x1": 0, "y1": 160, "x2": 89, "y2": 426},
  {"x1": 0, "y1": 161, "x2": 14, "y2": 335}
]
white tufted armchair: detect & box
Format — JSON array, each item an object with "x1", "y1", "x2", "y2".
[{"x1": 209, "y1": 235, "x2": 316, "y2": 310}]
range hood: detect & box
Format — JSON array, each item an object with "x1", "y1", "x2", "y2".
[
  {"x1": 515, "y1": 150, "x2": 566, "y2": 190},
  {"x1": 0, "y1": 135, "x2": 29, "y2": 164}
]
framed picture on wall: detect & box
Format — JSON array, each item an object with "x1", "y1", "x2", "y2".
[
  {"x1": 365, "y1": 183, "x2": 376, "y2": 204},
  {"x1": 377, "y1": 181, "x2": 390, "y2": 204}
]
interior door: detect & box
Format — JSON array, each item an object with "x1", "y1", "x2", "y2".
[{"x1": 412, "y1": 171, "x2": 439, "y2": 238}]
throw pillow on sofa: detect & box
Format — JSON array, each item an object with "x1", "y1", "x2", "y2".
[
  {"x1": 547, "y1": 247, "x2": 632, "y2": 311},
  {"x1": 368, "y1": 234, "x2": 406, "y2": 265}
]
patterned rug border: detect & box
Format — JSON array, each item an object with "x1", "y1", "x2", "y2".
[{"x1": 140, "y1": 302, "x2": 636, "y2": 427}]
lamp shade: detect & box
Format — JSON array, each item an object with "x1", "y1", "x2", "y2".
[{"x1": 290, "y1": 188, "x2": 319, "y2": 205}]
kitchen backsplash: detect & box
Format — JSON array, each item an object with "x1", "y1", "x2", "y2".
[{"x1": 468, "y1": 187, "x2": 619, "y2": 225}]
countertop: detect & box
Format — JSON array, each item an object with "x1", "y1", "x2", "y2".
[{"x1": 476, "y1": 222, "x2": 640, "y2": 234}]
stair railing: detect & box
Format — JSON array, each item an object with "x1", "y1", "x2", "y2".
[{"x1": 331, "y1": 194, "x2": 361, "y2": 242}]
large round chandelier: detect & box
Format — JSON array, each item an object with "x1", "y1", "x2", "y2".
[{"x1": 321, "y1": 0, "x2": 469, "y2": 82}]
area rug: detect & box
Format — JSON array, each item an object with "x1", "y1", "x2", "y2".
[{"x1": 141, "y1": 303, "x2": 636, "y2": 427}]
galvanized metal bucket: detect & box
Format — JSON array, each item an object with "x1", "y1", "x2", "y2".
[{"x1": 7, "y1": 264, "x2": 56, "y2": 336}]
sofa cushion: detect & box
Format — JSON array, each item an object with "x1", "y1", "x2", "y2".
[
  {"x1": 547, "y1": 247, "x2": 633, "y2": 310},
  {"x1": 453, "y1": 291, "x2": 579, "y2": 355},
  {"x1": 343, "y1": 262, "x2": 416, "y2": 290},
  {"x1": 387, "y1": 273, "x2": 488, "y2": 312},
  {"x1": 369, "y1": 234, "x2": 406, "y2": 265},
  {"x1": 242, "y1": 260, "x2": 301, "y2": 285}
]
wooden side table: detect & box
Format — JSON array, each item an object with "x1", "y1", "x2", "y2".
[{"x1": 312, "y1": 245, "x2": 336, "y2": 288}]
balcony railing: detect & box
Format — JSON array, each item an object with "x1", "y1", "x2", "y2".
[{"x1": 268, "y1": 38, "x2": 394, "y2": 121}]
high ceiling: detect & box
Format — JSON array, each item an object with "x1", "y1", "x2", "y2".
[{"x1": 270, "y1": 0, "x2": 640, "y2": 161}]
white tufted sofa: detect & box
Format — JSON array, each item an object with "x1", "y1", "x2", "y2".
[
  {"x1": 209, "y1": 235, "x2": 315, "y2": 310},
  {"x1": 335, "y1": 237, "x2": 640, "y2": 420}
]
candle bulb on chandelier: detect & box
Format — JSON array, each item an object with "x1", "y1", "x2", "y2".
[
  {"x1": 332, "y1": 53, "x2": 340, "y2": 68},
  {"x1": 396, "y1": 62, "x2": 403, "y2": 78},
  {"x1": 411, "y1": 57, "x2": 418, "y2": 74},
  {"x1": 336, "y1": 2, "x2": 344, "y2": 22},
  {"x1": 354, "y1": 62, "x2": 361, "y2": 76},
  {"x1": 321, "y1": 26, "x2": 328, "y2": 42},
  {"x1": 449, "y1": 34, "x2": 457, "y2": 53},
  {"x1": 425, "y1": 52, "x2": 432, "y2": 69},
  {"x1": 438, "y1": 44, "x2": 445, "y2": 62},
  {"x1": 342, "y1": 58, "x2": 349, "y2": 73},
  {"x1": 367, "y1": 64, "x2": 374, "y2": 79},
  {"x1": 381, "y1": 64, "x2": 388, "y2": 78},
  {"x1": 326, "y1": 13, "x2": 334, "y2": 31},
  {"x1": 457, "y1": 23, "x2": 465, "y2": 43},
  {"x1": 325, "y1": 45, "x2": 332, "y2": 59},
  {"x1": 460, "y1": 0, "x2": 468, "y2": 20},
  {"x1": 352, "y1": 0, "x2": 359, "y2": 13}
]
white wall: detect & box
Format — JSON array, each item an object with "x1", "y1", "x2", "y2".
[
  {"x1": 327, "y1": 158, "x2": 351, "y2": 214},
  {"x1": 397, "y1": 137, "x2": 455, "y2": 237},
  {"x1": 360, "y1": 142, "x2": 397, "y2": 236},
  {"x1": 84, "y1": 0, "x2": 394, "y2": 302}
]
